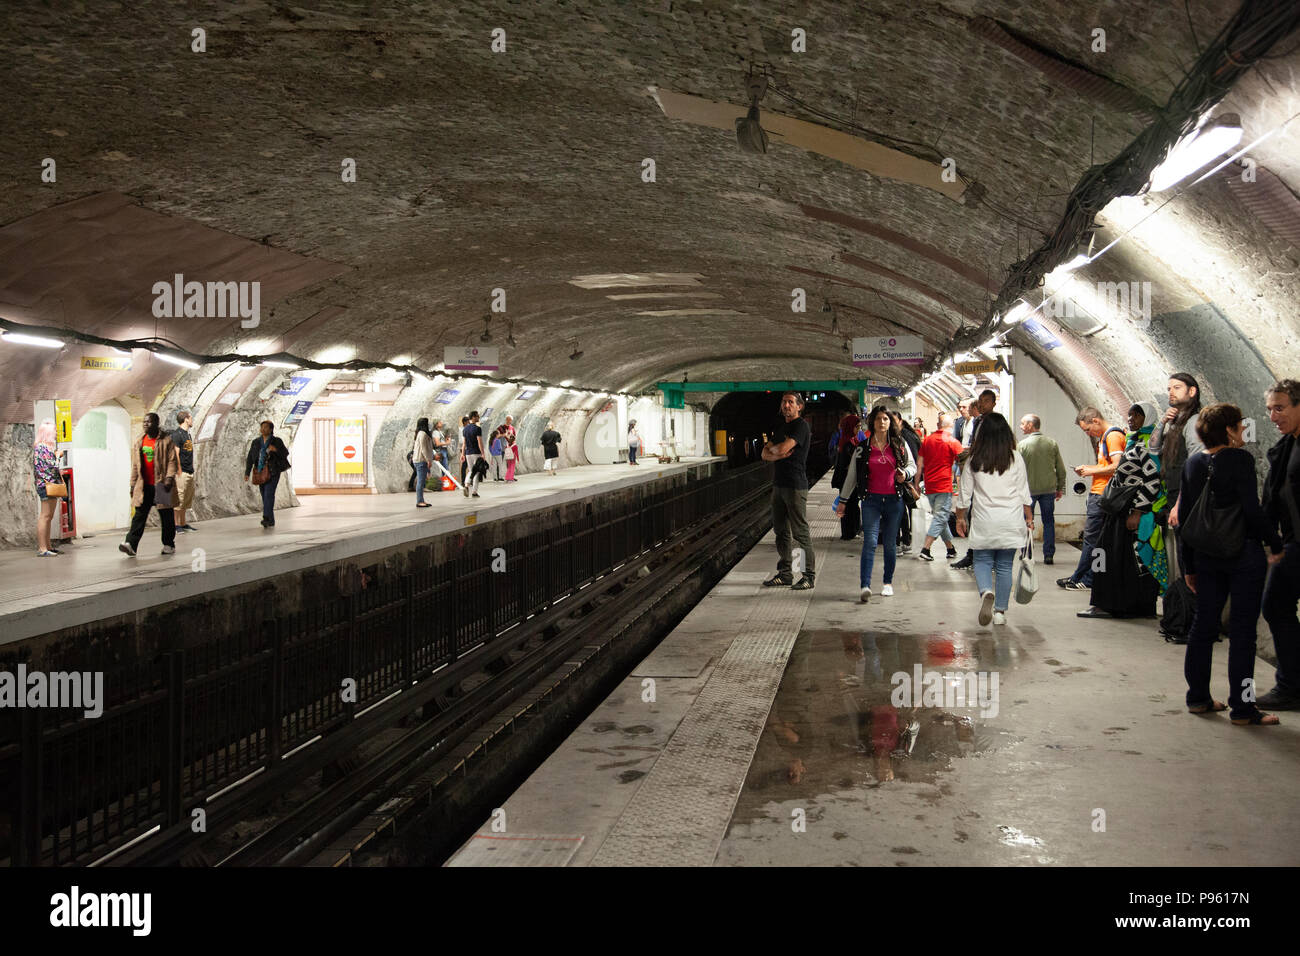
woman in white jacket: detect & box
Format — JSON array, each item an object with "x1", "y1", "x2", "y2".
[
  {"x1": 836, "y1": 405, "x2": 918, "y2": 602},
  {"x1": 955, "y1": 412, "x2": 1034, "y2": 626}
]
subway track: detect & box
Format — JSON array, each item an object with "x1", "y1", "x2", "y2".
[{"x1": 105, "y1": 466, "x2": 787, "y2": 867}]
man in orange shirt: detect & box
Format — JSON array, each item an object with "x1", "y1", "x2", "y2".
[{"x1": 1058, "y1": 406, "x2": 1126, "y2": 591}]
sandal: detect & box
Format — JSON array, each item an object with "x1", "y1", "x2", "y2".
[
  {"x1": 1231, "y1": 710, "x2": 1280, "y2": 726},
  {"x1": 1187, "y1": 700, "x2": 1227, "y2": 714}
]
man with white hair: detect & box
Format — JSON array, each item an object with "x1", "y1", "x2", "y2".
[{"x1": 541, "y1": 421, "x2": 562, "y2": 474}]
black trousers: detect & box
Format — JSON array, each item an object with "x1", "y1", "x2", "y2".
[
  {"x1": 839, "y1": 497, "x2": 860, "y2": 539},
  {"x1": 126, "y1": 484, "x2": 175, "y2": 549},
  {"x1": 1263, "y1": 543, "x2": 1300, "y2": 697}
]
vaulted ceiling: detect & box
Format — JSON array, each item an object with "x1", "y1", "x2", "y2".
[{"x1": 2, "y1": 0, "x2": 1298, "y2": 415}]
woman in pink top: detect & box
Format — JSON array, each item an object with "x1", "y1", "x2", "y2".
[
  {"x1": 836, "y1": 406, "x2": 918, "y2": 603},
  {"x1": 504, "y1": 433, "x2": 519, "y2": 481}
]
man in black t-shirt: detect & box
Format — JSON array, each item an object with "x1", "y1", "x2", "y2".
[
  {"x1": 762, "y1": 391, "x2": 815, "y2": 589},
  {"x1": 462, "y1": 411, "x2": 485, "y2": 498}
]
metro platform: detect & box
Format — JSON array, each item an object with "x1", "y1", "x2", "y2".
[
  {"x1": 0, "y1": 457, "x2": 719, "y2": 645},
  {"x1": 449, "y1": 478, "x2": 1300, "y2": 867}
]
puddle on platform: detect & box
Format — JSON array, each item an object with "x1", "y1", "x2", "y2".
[{"x1": 732, "y1": 629, "x2": 1025, "y2": 825}]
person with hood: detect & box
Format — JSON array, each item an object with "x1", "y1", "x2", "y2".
[
  {"x1": 120, "y1": 412, "x2": 181, "y2": 556},
  {"x1": 1077, "y1": 402, "x2": 1166, "y2": 619}
]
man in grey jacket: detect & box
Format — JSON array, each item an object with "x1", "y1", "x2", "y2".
[{"x1": 1152, "y1": 372, "x2": 1205, "y2": 585}]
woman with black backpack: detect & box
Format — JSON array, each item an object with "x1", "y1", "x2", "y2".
[
  {"x1": 835, "y1": 406, "x2": 917, "y2": 603},
  {"x1": 1179, "y1": 403, "x2": 1286, "y2": 726}
]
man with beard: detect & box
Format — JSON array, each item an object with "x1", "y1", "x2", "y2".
[{"x1": 1153, "y1": 373, "x2": 1205, "y2": 586}]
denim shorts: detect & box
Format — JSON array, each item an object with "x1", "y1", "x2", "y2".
[{"x1": 36, "y1": 486, "x2": 49, "y2": 501}]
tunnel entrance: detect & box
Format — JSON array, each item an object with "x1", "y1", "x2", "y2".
[{"x1": 709, "y1": 390, "x2": 855, "y2": 479}]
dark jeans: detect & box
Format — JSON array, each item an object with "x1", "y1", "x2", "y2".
[
  {"x1": 1185, "y1": 544, "x2": 1267, "y2": 718},
  {"x1": 126, "y1": 484, "x2": 175, "y2": 549},
  {"x1": 1263, "y1": 542, "x2": 1300, "y2": 696},
  {"x1": 260, "y1": 471, "x2": 281, "y2": 524},
  {"x1": 840, "y1": 496, "x2": 860, "y2": 539},
  {"x1": 1030, "y1": 492, "x2": 1057, "y2": 559},
  {"x1": 629, "y1": 444, "x2": 639, "y2": 464},
  {"x1": 860, "y1": 493, "x2": 904, "y2": 588},
  {"x1": 898, "y1": 498, "x2": 912, "y2": 547},
  {"x1": 1070, "y1": 492, "x2": 1105, "y2": 586}
]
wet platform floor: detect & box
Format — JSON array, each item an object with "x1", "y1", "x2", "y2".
[{"x1": 452, "y1": 478, "x2": 1300, "y2": 866}]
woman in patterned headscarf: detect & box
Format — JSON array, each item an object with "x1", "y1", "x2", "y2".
[{"x1": 1079, "y1": 402, "x2": 1166, "y2": 619}]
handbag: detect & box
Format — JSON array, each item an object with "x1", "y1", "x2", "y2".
[
  {"x1": 1098, "y1": 480, "x2": 1140, "y2": 516},
  {"x1": 44, "y1": 481, "x2": 68, "y2": 498},
  {"x1": 251, "y1": 465, "x2": 271, "y2": 486},
  {"x1": 1179, "y1": 455, "x2": 1245, "y2": 559},
  {"x1": 154, "y1": 479, "x2": 174, "y2": 508},
  {"x1": 1014, "y1": 528, "x2": 1038, "y2": 604}
]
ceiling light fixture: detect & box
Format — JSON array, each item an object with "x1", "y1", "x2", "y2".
[
  {"x1": 1148, "y1": 113, "x2": 1244, "y2": 193},
  {"x1": 1001, "y1": 299, "x2": 1034, "y2": 325},
  {"x1": 155, "y1": 351, "x2": 200, "y2": 369},
  {"x1": 568, "y1": 339, "x2": 584, "y2": 360},
  {"x1": 1, "y1": 330, "x2": 64, "y2": 349},
  {"x1": 480, "y1": 315, "x2": 493, "y2": 343},
  {"x1": 261, "y1": 360, "x2": 299, "y2": 369}
]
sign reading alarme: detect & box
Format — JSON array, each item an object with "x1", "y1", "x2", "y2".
[
  {"x1": 852, "y1": 335, "x2": 924, "y2": 367},
  {"x1": 334, "y1": 418, "x2": 364, "y2": 475}
]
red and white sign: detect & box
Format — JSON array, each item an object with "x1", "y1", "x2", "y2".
[
  {"x1": 852, "y1": 335, "x2": 924, "y2": 367},
  {"x1": 334, "y1": 418, "x2": 364, "y2": 475}
]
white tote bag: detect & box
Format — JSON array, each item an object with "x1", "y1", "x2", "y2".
[{"x1": 1014, "y1": 527, "x2": 1038, "y2": 605}]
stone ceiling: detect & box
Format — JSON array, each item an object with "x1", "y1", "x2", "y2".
[{"x1": 1, "y1": 0, "x2": 1298, "y2": 410}]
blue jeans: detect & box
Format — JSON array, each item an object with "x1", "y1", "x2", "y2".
[
  {"x1": 1031, "y1": 492, "x2": 1057, "y2": 559},
  {"x1": 260, "y1": 471, "x2": 281, "y2": 524},
  {"x1": 974, "y1": 548, "x2": 1016, "y2": 611},
  {"x1": 1185, "y1": 544, "x2": 1267, "y2": 718},
  {"x1": 1070, "y1": 492, "x2": 1105, "y2": 586},
  {"x1": 434, "y1": 449, "x2": 448, "y2": 474},
  {"x1": 925, "y1": 492, "x2": 954, "y2": 543},
  {"x1": 860, "y1": 493, "x2": 904, "y2": 588},
  {"x1": 415, "y1": 461, "x2": 429, "y2": 503},
  {"x1": 629, "y1": 444, "x2": 638, "y2": 464}
]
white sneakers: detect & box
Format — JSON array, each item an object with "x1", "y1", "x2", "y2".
[
  {"x1": 993, "y1": 611, "x2": 1007, "y2": 626},
  {"x1": 978, "y1": 591, "x2": 995, "y2": 626},
  {"x1": 882, "y1": 584, "x2": 894, "y2": 597},
  {"x1": 161, "y1": 545, "x2": 176, "y2": 555},
  {"x1": 860, "y1": 587, "x2": 871, "y2": 603}
]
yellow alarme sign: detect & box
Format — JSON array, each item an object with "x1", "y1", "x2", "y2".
[
  {"x1": 81, "y1": 356, "x2": 133, "y2": 372},
  {"x1": 954, "y1": 358, "x2": 1002, "y2": 376},
  {"x1": 55, "y1": 399, "x2": 72, "y2": 444}
]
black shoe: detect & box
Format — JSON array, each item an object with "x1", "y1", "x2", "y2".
[
  {"x1": 791, "y1": 574, "x2": 815, "y2": 590},
  {"x1": 1044, "y1": 557, "x2": 1054, "y2": 565},
  {"x1": 917, "y1": 549, "x2": 934, "y2": 561},
  {"x1": 950, "y1": 555, "x2": 972, "y2": 570},
  {"x1": 1256, "y1": 688, "x2": 1300, "y2": 710},
  {"x1": 1076, "y1": 607, "x2": 1112, "y2": 619},
  {"x1": 472, "y1": 492, "x2": 480, "y2": 498},
  {"x1": 260, "y1": 518, "x2": 270, "y2": 527},
  {"x1": 945, "y1": 549, "x2": 958, "y2": 560},
  {"x1": 763, "y1": 572, "x2": 793, "y2": 587},
  {"x1": 1057, "y1": 578, "x2": 1089, "y2": 590}
]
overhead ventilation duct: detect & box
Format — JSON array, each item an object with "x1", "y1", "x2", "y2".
[
  {"x1": 966, "y1": 16, "x2": 1158, "y2": 120},
  {"x1": 1222, "y1": 162, "x2": 1300, "y2": 248}
]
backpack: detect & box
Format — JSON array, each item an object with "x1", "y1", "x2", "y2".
[{"x1": 1160, "y1": 577, "x2": 1194, "y2": 644}]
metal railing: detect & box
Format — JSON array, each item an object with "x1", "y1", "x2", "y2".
[{"x1": 0, "y1": 462, "x2": 771, "y2": 866}]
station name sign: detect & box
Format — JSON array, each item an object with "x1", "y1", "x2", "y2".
[
  {"x1": 852, "y1": 336, "x2": 924, "y2": 367},
  {"x1": 445, "y1": 346, "x2": 499, "y2": 372}
]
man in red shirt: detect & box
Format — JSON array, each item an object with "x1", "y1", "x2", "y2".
[
  {"x1": 120, "y1": 412, "x2": 180, "y2": 557},
  {"x1": 916, "y1": 412, "x2": 964, "y2": 561}
]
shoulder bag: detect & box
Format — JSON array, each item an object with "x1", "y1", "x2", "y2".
[
  {"x1": 1179, "y1": 454, "x2": 1245, "y2": 559},
  {"x1": 1014, "y1": 527, "x2": 1038, "y2": 604}
]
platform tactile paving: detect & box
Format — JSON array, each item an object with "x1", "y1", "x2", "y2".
[{"x1": 591, "y1": 574, "x2": 816, "y2": 866}]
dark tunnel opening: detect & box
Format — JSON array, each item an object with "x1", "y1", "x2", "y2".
[{"x1": 709, "y1": 390, "x2": 855, "y2": 480}]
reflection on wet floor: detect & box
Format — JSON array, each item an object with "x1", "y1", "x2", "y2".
[{"x1": 732, "y1": 629, "x2": 1025, "y2": 823}]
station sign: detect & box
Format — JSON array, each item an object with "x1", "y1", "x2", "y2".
[
  {"x1": 284, "y1": 400, "x2": 313, "y2": 426},
  {"x1": 444, "y1": 346, "x2": 499, "y2": 372},
  {"x1": 433, "y1": 388, "x2": 460, "y2": 405},
  {"x1": 1021, "y1": 317, "x2": 1062, "y2": 350},
  {"x1": 80, "y1": 356, "x2": 133, "y2": 372},
  {"x1": 852, "y1": 336, "x2": 924, "y2": 367},
  {"x1": 275, "y1": 375, "x2": 311, "y2": 396},
  {"x1": 954, "y1": 358, "x2": 1004, "y2": 376}
]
